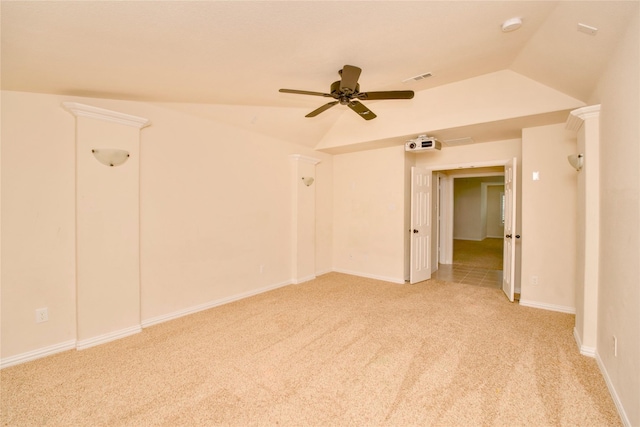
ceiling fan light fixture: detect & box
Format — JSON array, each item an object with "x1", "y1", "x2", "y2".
[{"x1": 502, "y1": 17, "x2": 522, "y2": 32}]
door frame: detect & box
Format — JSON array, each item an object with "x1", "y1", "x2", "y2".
[
  {"x1": 431, "y1": 160, "x2": 510, "y2": 262},
  {"x1": 424, "y1": 159, "x2": 517, "y2": 292}
]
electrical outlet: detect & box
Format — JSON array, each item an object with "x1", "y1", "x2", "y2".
[
  {"x1": 613, "y1": 335, "x2": 618, "y2": 357},
  {"x1": 530, "y1": 275, "x2": 539, "y2": 286},
  {"x1": 35, "y1": 308, "x2": 48, "y2": 323}
]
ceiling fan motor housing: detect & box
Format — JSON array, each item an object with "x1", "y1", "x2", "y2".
[{"x1": 331, "y1": 80, "x2": 360, "y2": 104}]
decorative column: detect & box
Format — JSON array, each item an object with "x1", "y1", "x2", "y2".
[
  {"x1": 62, "y1": 102, "x2": 150, "y2": 349},
  {"x1": 566, "y1": 104, "x2": 600, "y2": 356},
  {"x1": 290, "y1": 154, "x2": 321, "y2": 284}
]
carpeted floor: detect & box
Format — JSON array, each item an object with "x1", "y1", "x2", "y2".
[{"x1": 1, "y1": 273, "x2": 620, "y2": 426}]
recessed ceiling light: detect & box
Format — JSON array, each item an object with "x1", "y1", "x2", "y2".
[{"x1": 502, "y1": 17, "x2": 522, "y2": 32}]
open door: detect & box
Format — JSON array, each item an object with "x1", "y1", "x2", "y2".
[
  {"x1": 502, "y1": 158, "x2": 517, "y2": 301},
  {"x1": 410, "y1": 167, "x2": 431, "y2": 284}
]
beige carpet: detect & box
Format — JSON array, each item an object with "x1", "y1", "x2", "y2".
[{"x1": 1, "y1": 273, "x2": 619, "y2": 426}]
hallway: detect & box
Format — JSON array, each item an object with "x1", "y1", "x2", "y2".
[{"x1": 432, "y1": 238, "x2": 503, "y2": 289}]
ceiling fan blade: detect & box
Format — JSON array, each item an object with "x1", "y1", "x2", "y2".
[
  {"x1": 340, "y1": 65, "x2": 362, "y2": 94},
  {"x1": 347, "y1": 100, "x2": 377, "y2": 120},
  {"x1": 356, "y1": 91, "x2": 415, "y2": 100},
  {"x1": 279, "y1": 89, "x2": 333, "y2": 97},
  {"x1": 306, "y1": 101, "x2": 339, "y2": 117}
]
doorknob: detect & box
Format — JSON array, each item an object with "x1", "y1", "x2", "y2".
[
  {"x1": 413, "y1": 229, "x2": 419, "y2": 234},
  {"x1": 505, "y1": 234, "x2": 512, "y2": 238},
  {"x1": 515, "y1": 235, "x2": 521, "y2": 239}
]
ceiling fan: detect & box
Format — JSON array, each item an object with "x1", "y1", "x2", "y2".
[{"x1": 279, "y1": 65, "x2": 414, "y2": 120}]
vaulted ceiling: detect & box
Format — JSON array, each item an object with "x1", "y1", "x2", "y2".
[{"x1": 2, "y1": 1, "x2": 637, "y2": 150}]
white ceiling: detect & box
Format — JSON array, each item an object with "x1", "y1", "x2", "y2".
[{"x1": 2, "y1": 1, "x2": 637, "y2": 149}]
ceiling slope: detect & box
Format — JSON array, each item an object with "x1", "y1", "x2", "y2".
[{"x1": 1, "y1": 1, "x2": 636, "y2": 150}]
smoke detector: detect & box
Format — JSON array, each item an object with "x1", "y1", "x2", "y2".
[{"x1": 502, "y1": 17, "x2": 522, "y2": 32}]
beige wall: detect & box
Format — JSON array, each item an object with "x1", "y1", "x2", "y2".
[
  {"x1": 332, "y1": 146, "x2": 407, "y2": 283},
  {"x1": 1, "y1": 91, "x2": 77, "y2": 358},
  {"x1": 1, "y1": 91, "x2": 333, "y2": 361},
  {"x1": 453, "y1": 177, "x2": 504, "y2": 241},
  {"x1": 589, "y1": 9, "x2": 639, "y2": 426},
  {"x1": 316, "y1": 70, "x2": 584, "y2": 152},
  {"x1": 520, "y1": 123, "x2": 578, "y2": 312}
]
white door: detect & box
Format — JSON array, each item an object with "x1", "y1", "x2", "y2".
[
  {"x1": 502, "y1": 158, "x2": 517, "y2": 302},
  {"x1": 410, "y1": 167, "x2": 432, "y2": 284}
]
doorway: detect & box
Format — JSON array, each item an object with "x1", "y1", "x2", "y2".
[
  {"x1": 424, "y1": 161, "x2": 513, "y2": 288},
  {"x1": 432, "y1": 173, "x2": 505, "y2": 289},
  {"x1": 408, "y1": 158, "x2": 519, "y2": 300}
]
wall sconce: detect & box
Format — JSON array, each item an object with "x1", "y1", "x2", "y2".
[
  {"x1": 92, "y1": 149, "x2": 130, "y2": 167},
  {"x1": 567, "y1": 153, "x2": 584, "y2": 171},
  {"x1": 301, "y1": 177, "x2": 315, "y2": 187}
]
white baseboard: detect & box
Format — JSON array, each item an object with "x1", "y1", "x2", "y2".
[
  {"x1": 76, "y1": 325, "x2": 142, "y2": 350},
  {"x1": 1, "y1": 339, "x2": 77, "y2": 370},
  {"x1": 314, "y1": 268, "x2": 333, "y2": 277},
  {"x1": 596, "y1": 351, "x2": 632, "y2": 427},
  {"x1": 291, "y1": 275, "x2": 316, "y2": 285},
  {"x1": 332, "y1": 268, "x2": 405, "y2": 284},
  {"x1": 141, "y1": 279, "x2": 291, "y2": 328},
  {"x1": 573, "y1": 327, "x2": 596, "y2": 357},
  {"x1": 519, "y1": 299, "x2": 576, "y2": 314},
  {"x1": 3, "y1": 279, "x2": 294, "y2": 368}
]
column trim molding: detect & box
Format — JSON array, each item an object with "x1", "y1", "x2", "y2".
[
  {"x1": 62, "y1": 102, "x2": 151, "y2": 129},
  {"x1": 566, "y1": 104, "x2": 601, "y2": 131},
  {"x1": 289, "y1": 154, "x2": 321, "y2": 165}
]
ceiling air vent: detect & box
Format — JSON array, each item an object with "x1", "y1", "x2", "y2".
[{"x1": 403, "y1": 72, "x2": 433, "y2": 83}]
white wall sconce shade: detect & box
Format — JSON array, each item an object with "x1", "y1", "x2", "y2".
[
  {"x1": 568, "y1": 153, "x2": 584, "y2": 171},
  {"x1": 92, "y1": 149, "x2": 130, "y2": 167},
  {"x1": 301, "y1": 177, "x2": 315, "y2": 186}
]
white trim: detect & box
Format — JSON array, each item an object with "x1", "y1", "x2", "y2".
[
  {"x1": 448, "y1": 172, "x2": 505, "y2": 178},
  {"x1": 429, "y1": 158, "x2": 513, "y2": 171},
  {"x1": 61, "y1": 102, "x2": 151, "y2": 129},
  {"x1": 315, "y1": 268, "x2": 333, "y2": 277},
  {"x1": 332, "y1": 268, "x2": 405, "y2": 284},
  {"x1": 573, "y1": 327, "x2": 597, "y2": 357},
  {"x1": 76, "y1": 325, "x2": 142, "y2": 350},
  {"x1": 565, "y1": 104, "x2": 601, "y2": 131},
  {"x1": 141, "y1": 279, "x2": 291, "y2": 328},
  {"x1": 289, "y1": 154, "x2": 321, "y2": 165},
  {"x1": 596, "y1": 351, "x2": 632, "y2": 427},
  {"x1": 0, "y1": 339, "x2": 77, "y2": 369},
  {"x1": 291, "y1": 275, "x2": 316, "y2": 285},
  {"x1": 519, "y1": 299, "x2": 576, "y2": 314}
]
